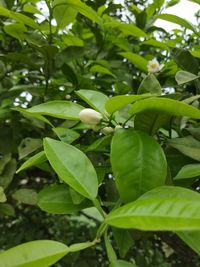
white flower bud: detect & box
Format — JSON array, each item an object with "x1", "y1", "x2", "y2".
[
  {"x1": 79, "y1": 108, "x2": 102, "y2": 125},
  {"x1": 101, "y1": 126, "x2": 114, "y2": 135},
  {"x1": 65, "y1": 94, "x2": 71, "y2": 100},
  {"x1": 147, "y1": 58, "x2": 163, "y2": 73},
  {"x1": 115, "y1": 125, "x2": 123, "y2": 131}
]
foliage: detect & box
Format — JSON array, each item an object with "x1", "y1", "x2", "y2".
[{"x1": 0, "y1": 0, "x2": 200, "y2": 266}]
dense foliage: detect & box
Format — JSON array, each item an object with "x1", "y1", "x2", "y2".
[{"x1": 0, "y1": 0, "x2": 200, "y2": 266}]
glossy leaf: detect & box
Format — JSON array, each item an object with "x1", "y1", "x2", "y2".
[
  {"x1": 44, "y1": 138, "x2": 98, "y2": 199},
  {"x1": 27, "y1": 101, "x2": 83, "y2": 120},
  {"x1": 4, "y1": 23, "x2": 26, "y2": 41},
  {"x1": 168, "y1": 136, "x2": 200, "y2": 161},
  {"x1": 38, "y1": 184, "x2": 90, "y2": 214},
  {"x1": 105, "y1": 94, "x2": 151, "y2": 114},
  {"x1": 130, "y1": 97, "x2": 200, "y2": 119},
  {"x1": 0, "y1": 240, "x2": 69, "y2": 267},
  {"x1": 16, "y1": 151, "x2": 46, "y2": 173},
  {"x1": 111, "y1": 129, "x2": 167, "y2": 202},
  {"x1": 119, "y1": 52, "x2": 148, "y2": 72},
  {"x1": 174, "y1": 164, "x2": 200, "y2": 180},
  {"x1": 12, "y1": 189, "x2": 37, "y2": 205},
  {"x1": 105, "y1": 186, "x2": 200, "y2": 231},
  {"x1": 76, "y1": 89, "x2": 109, "y2": 113}
]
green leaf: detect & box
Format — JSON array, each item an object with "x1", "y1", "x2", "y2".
[
  {"x1": 0, "y1": 153, "x2": 11, "y2": 174},
  {"x1": 107, "y1": 20, "x2": 147, "y2": 38},
  {"x1": 155, "y1": 13, "x2": 196, "y2": 32},
  {"x1": 76, "y1": 89, "x2": 109, "y2": 113},
  {"x1": 0, "y1": 186, "x2": 6, "y2": 203},
  {"x1": 53, "y1": 0, "x2": 77, "y2": 29},
  {"x1": 138, "y1": 74, "x2": 162, "y2": 94},
  {"x1": 38, "y1": 184, "x2": 90, "y2": 214},
  {"x1": 113, "y1": 228, "x2": 133, "y2": 258},
  {"x1": 174, "y1": 164, "x2": 200, "y2": 180},
  {"x1": 4, "y1": 23, "x2": 26, "y2": 41},
  {"x1": 105, "y1": 186, "x2": 200, "y2": 231},
  {"x1": 12, "y1": 189, "x2": 38, "y2": 205},
  {"x1": 142, "y1": 39, "x2": 168, "y2": 50},
  {"x1": 53, "y1": 0, "x2": 101, "y2": 25},
  {"x1": 90, "y1": 65, "x2": 116, "y2": 78},
  {"x1": 18, "y1": 138, "x2": 42, "y2": 160},
  {"x1": 168, "y1": 136, "x2": 200, "y2": 162},
  {"x1": 0, "y1": 159, "x2": 16, "y2": 189},
  {"x1": 134, "y1": 111, "x2": 171, "y2": 135},
  {"x1": 62, "y1": 64, "x2": 78, "y2": 85},
  {"x1": 109, "y1": 260, "x2": 137, "y2": 267},
  {"x1": 27, "y1": 101, "x2": 84, "y2": 120},
  {"x1": 177, "y1": 231, "x2": 200, "y2": 255},
  {"x1": 175, "y1": 70, "x2": 199, "y2": 85},
  {"x1": 119, "y1": 52, "x2": 148, "y2": 72},
  {"x1": 0, "y1": 240, "x2": 69, "y2": 267},
  {"x1": 53, "y1": 128, "x2": 80, "y2": 144},
  {"x1": 16, "y1": 151, "x2": 46, "y2": 173},
  {"x1": 68, "y1": 241, "x2": 96, "y2": 252},
  {"x1": 0, "y1": 203, "x2": 15, "y2": 216},
  {"x1": 105, "y1": 94, "x2": 151, "y2": 114},
  {"x1": 44, "y1": 138, "x2": 98, "y2": 199},
  {"x1": 12, "y1": 107, "x2": 52, "y2": 126},
  {"x1": 104, "y1": 232, "x2": 117, "y2": 263},
  {"x1": 111, "y1": 129, "x2": 167, "y2": 202},
  {"x1": 130, "y1": 97, "x2": 200, "y2": 119},
  {"x1": 171, "y1": 48, "x2": 199, "y2": 74}
]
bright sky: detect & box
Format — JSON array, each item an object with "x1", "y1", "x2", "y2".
[
  {"x1": 113, "y1": 0, "x2": 199, "y2": 31},
  {"x1": 155, "y1": 0, "x2": 199, "y2": 30}
]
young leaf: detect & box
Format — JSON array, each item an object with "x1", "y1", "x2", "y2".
[
  {"x1": 111, "y1": 129, "x2": 167, "y2": 202},
  {"x1": 174, "y1": 164, "x2": 200, "y2": 180},
  {"x1": 16, "y1": 151, "x2": 46, "y2": 173},
  {"x1": 76, "y1": 89, "x2": 109, "y2": 113},
  {"x1": 0, "y1": 240, "x2": 69, "y2": 267},
  {"x1": 27, "y1": 101, "x2": 84, "y2": 120},
  {"x1": 44, "y1": 138, "x2": 98, "y2": 200},
  {"x1": 38, "y1": 184, "x2": 90, "y2": 214},
  {"x1": 130, "y1": 97, "x2": 200, "y2": 119},
  {"x1": 105, "y1": 186, "x2": 200, "y2": 231}
]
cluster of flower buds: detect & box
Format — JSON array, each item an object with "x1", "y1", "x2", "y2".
[{"x1": 79, "y1": 108, "x2": 122, "y2": 135}]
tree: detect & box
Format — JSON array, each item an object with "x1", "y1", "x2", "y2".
[{"x1": 0, "y1": 0, "x2": 200, "y2": 266}]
